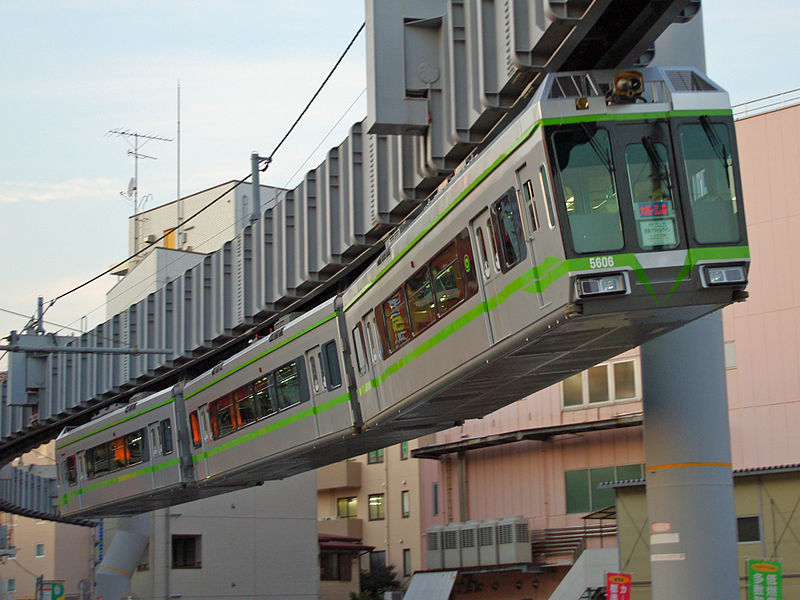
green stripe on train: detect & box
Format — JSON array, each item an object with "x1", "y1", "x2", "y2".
[
  {"x1": 56, "y1": 312, "x2": 339, "y2": 451},
  {"x1": 344, "y1": 108, "x2": 733, "y2": 311},
  {"x1": 60, "y1": 243, "x2": 748, "y2": 506}
]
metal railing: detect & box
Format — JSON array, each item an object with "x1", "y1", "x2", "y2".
[{"x1": 733, "y1": 89, "x2": 800, "y2": 119}]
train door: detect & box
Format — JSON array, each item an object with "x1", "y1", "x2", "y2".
[
  {"x1": 306, "y1": 345, "x2": 332, "y2": 436},
  {"x1": 470, "y1": 209, "x2": 500, "y2": 344},
  {"x1": 360, "y1": 313, "x2": 383, "y2": 419},
  {"x1": 190, "y1": 406, "x2": 210, "y2": 479},
  {"x1": 515, "y1": 164, "x2": 546, "y2": 309}
]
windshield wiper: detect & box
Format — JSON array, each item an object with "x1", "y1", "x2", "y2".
[
  {"x1": 699, "y1": 116, "x2": 731, "y2": 187},
  {"x1": 579, "y1": 123, "x2": 614, "y2": 176},
  {"x1": 641, "y1": 136, "x2": 672, "y2": 194}
]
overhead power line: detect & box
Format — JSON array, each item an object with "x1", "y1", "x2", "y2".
[{"x1": 40, "y1": 22, "x2": 366, "y2": 320}]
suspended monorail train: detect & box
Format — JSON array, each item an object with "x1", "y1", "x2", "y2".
[{"x1": 56, "y1": 67, "x2": 749, "y2": 517}]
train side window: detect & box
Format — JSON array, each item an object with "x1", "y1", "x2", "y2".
[
  {"x1": 160, "y1": 419, "x2": 174, "y2": 455},
  {"x1": 456, "y1": 228, "x2": 479, "y2": 299},
  {"x1": 486, "y1": 217, "x2": 502, "y2": 272},
  {"x1": 309, "y1": 355, "x2": 321, "y2": 392},
  {"x1": 352, "y1": 324, "x2": 368, "y2": 375},
  {"x1": 539, "y1": 165, "x2": 556, "y2": 228},
  {"x1": 475, "y1": 227, "x2": 492, "y2": 279},
  {"x1": 90, "y1": 444, "x2": 109, "y2": 478},
  {"x1": 317, "y1": 351, "x2": 328, "y2": 389},
  {"x1": 255, "y1": 375, "x2": 278, "y2": 418},
  {"x1": 209, "y1": 395, "x2": 236, "y2": 439},
  {"x1": 365, "y1": 321, "x2": 379, "y2": 364},
  {"x1": 431, "y1": 242, "x2": 464, "y2": 315},
  {"x1": 322, "y1": 341, "x2": 342, "y2": 389},
  {"x1": 110, "y1": 438, "x2": 129, "y2": 471},
  {"x1": 235, "y1": 384, "x2": 257, "y2": 426},
  {"x1": 405, "y1": 267, "x2": 436, "y2": 334},
  {"x1": 66, "y1": 455, "x2": 77, "y2": 486},
  {"x1": 522, "y1": 179, "x2": 539, "y2": 232},
  {"x1": 492, "y1": 189, "x2": 527, "y2": 271},
  {"x1": 275, "y1": 361, "x2": 302, "y2": 410},
  {"x1": 149, "y1": 422, "x2": 163, "y2": 457},
  {"x1": 127, "y1": 430, "x2": 146, "y2": 466},
  {"x1": 189, "y1": 411, "x2": 202, "y2": 448},
  {"x1": 380, "y1": 288, "x2": 413, "y2": 356}
]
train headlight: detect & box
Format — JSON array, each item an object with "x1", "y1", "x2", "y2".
[
  {"x1": 608, "y1": 71, "x2": 644, "y2": 105},
  {"x1": 576, "y1": 273, "x2": 626, "y2": 297},
  {"x1": 704, "y1": 265, "x2": 747, "y2": 286}
]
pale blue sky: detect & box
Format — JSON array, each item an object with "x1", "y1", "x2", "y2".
[{"x1": 1, "y1": 1, "x2": 797, "y2": 367}]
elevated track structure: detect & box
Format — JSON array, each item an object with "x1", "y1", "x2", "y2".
[{"x1": 2, "y1": 0, "x2": 702, "y2": 520}]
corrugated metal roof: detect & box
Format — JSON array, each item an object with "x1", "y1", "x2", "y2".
[
  {"x1": 403, "y1": 571, "x2": 458, "y2": 600},
  {"x1": 600, "y1": 463, "x2": 800, "y2": 489}
]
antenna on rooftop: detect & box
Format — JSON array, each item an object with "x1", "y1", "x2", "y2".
[{"x1": 108, "y1": 128, "x2": 173, "y2": 254}]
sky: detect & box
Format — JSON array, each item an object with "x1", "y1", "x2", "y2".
[{"x1": 1, "y1": 0, "x2": 798, "y2": 369}]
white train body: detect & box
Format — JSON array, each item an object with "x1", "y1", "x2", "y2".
[{"x1": 57, "y1": 68, "x2": 750, "y2": 517}]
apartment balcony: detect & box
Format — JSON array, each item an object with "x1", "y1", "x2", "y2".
[
  {"x1": 318, "y1": 516, "x2": 364, "y2": 539},
  {"x1": 317, "y1": 460, "x2": 361, "y2": 491}
]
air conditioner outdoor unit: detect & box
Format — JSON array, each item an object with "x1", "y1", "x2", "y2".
[
  {"x1": 443, "y1": 523, "x2": 462, "y2": 568},
  {"x1": 145, "y1": 234, "x2": 157, "y2": 244},
  {"x1": 425, "y1": 525, "x2": 444, "y2": 570},
  {"x1": 460, "y1": 521, "x2": 480, "y2": 567},
  {"x1": 478, "y1": 519, "x2": 499, "y2": 566},
  {"x1": 497, "y1": 516, "x2": 532, "y2": 564}
]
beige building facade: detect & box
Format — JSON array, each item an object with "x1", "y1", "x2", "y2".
[{"x1": 0, "y1": 444, "x2": 94, "y2": 600}]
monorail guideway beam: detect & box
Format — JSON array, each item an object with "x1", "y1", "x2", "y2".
[{"x1": 0, "y1": 0, "x2": 702, "y2": 465}]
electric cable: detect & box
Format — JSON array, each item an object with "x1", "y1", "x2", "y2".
[{"x1": 39, "y1": 22, "x2": 366, "y2": 320}]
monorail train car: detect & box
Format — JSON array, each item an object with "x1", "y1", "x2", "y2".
[{"x1": 56, "y1": 67, "x2": 750, "y2": 517}]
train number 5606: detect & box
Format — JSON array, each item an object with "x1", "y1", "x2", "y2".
[{"x1": 589, "y1": 256, "x2": 615, "y2": 269}]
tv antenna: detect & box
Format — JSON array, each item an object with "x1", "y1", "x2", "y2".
[{"x1": 108, "y1": 128, "x2": 173, "y2": 253}]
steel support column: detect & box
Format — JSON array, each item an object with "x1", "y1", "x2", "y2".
[{"x1": 642, "y1": 311, "x2": 739, "y2": 598}]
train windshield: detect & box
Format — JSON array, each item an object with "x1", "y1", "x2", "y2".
[
  {"x1": 548, "y1": 117, "x2": 742, "y2": 256},
  {"x1": 625, "y1": 139, "x2": 680, "y2": 250},
  {"x1": 552, "y1": 127, "x2": 624, "y2": 254},
  {"x1": 679, "y1": 121, "x2": 740, "y2": 244}
]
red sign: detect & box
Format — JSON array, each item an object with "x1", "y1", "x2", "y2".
[{"x1": 606, "y1": 572, "x2": 632, "y2": 600}]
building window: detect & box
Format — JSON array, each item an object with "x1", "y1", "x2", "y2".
[
  {"x1": 400, "y1": 441, "x2": 409, "y2": 460},
  {"x1": 337, "y1": 497, "x2": 357, "y2": 519},
  {"x1": 368, "y1": 494, "x2": 385, "y2": 521},
  {"x1": 562, "y1": 358, "x2": 640, "y2": 408},
  {"x1": 737, "y1": 516, "x2": 761, "y2": 543},
  {"x1": 401, "y1": 491, "x2": 410, "y2": 518},
  {"x1": 172, "y1": 535, "x2": 201, "y2": 568},
  {"x1": 369, "y1": 550, "x2": 386, "y2": 572},
  {"x1": 725, "y1": 341, "x2": 736, "y2": 369},
  {"x1": 35, "y1": 543, "x2": 45, "y2": 557},
  {"x1": 565, "y1": 464, "x2": 644, "y2": 513},
  {"x1": 321, "y1": 552, "x2": 352, "y2": 581},
  {"x1": 6, "y1": 579, "x2": 15, "y2": 593},
  {"x1": 432, "y1": 483, "x2": 439, "y2": 516},
  {"x1": 368, "y1": 448, "x2": 384, "y2": 464},
  {"x1": 403, "y1": 549, "x2": 412, "y2": 577}
]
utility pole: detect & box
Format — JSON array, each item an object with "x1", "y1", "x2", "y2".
[{"x1": 108, "y1": 128, "x2": 173, "y2": 254}]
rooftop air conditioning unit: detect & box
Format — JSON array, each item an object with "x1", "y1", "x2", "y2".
[
  {"x1": 443, "y1": 523, "x2": 462, "y2": 568},
  {"x1": 460, "y1": 521, "x2": 480, "y2": 567},
  {"x1": 497, "y1": 516, "x2": 532, "y2": 564},
  {"x1": 478, "y1": 519, "x2": 499, "y2": 566},
  {"x1": 426, "y1": 525, "x2": 444, "y2": 570}
]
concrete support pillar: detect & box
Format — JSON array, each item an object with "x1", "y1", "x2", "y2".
[
  {"x1": 642, "y1": 312, "x2": 739, "y2": 599},
  {"x1": 95, "y1": 514, "x2": 150, "y2": 600}
]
